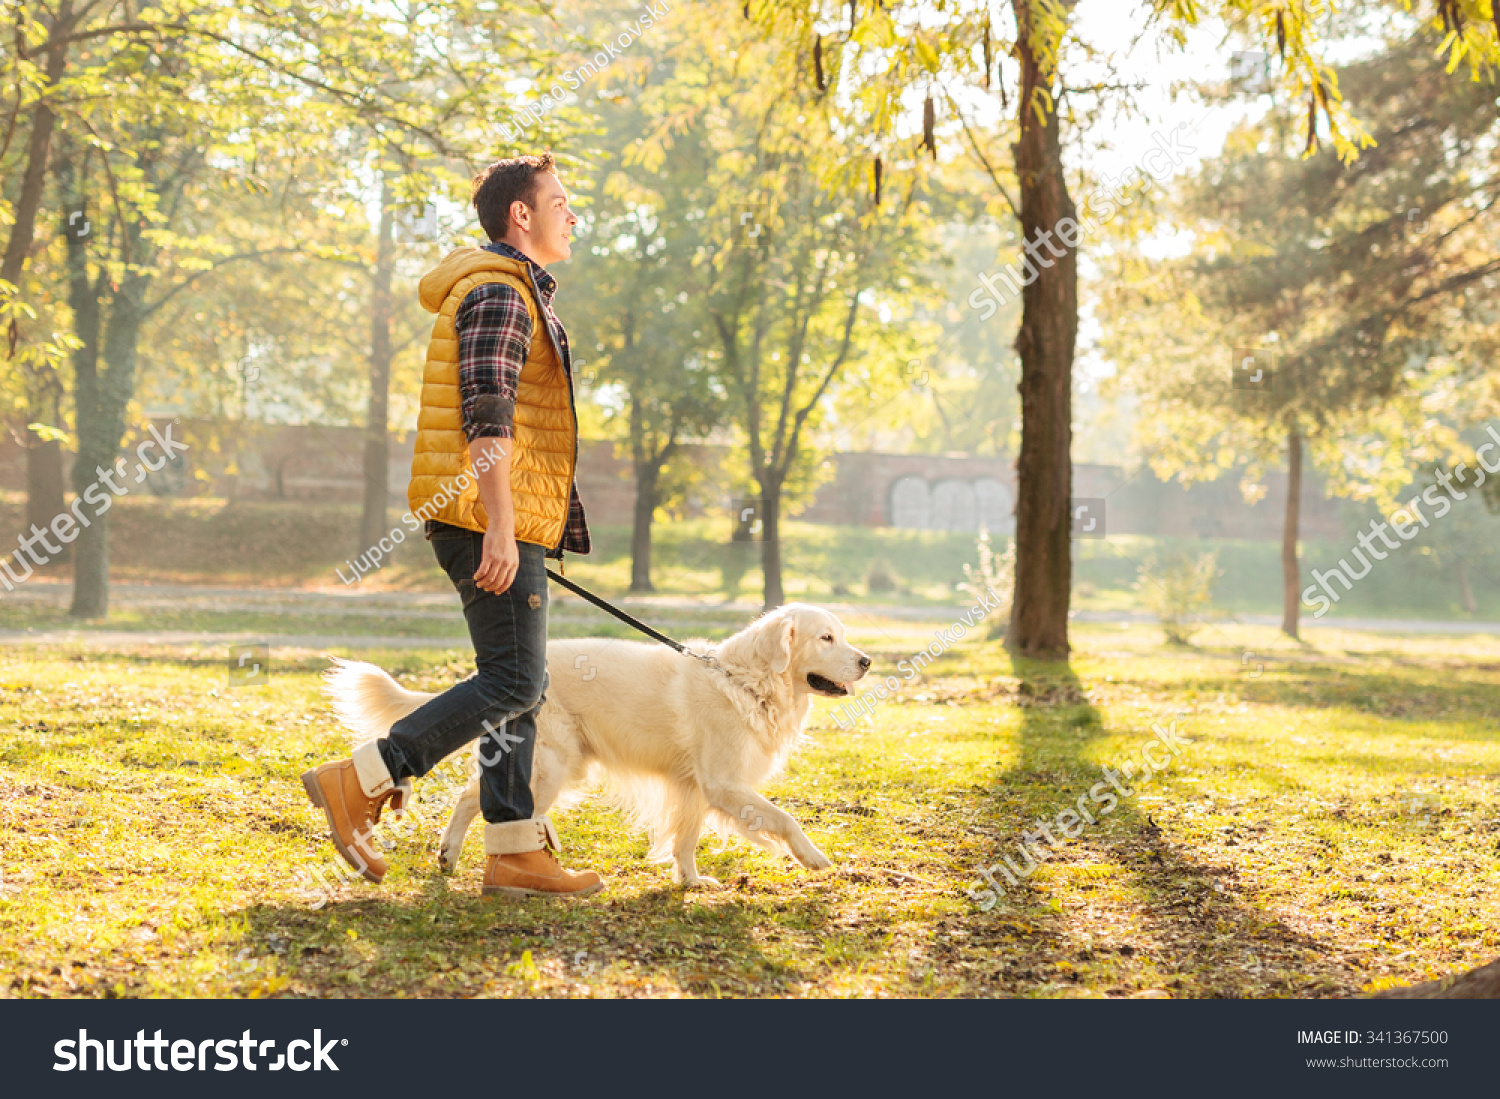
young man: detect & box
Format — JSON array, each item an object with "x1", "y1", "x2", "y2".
[{"x1": 301, "y1": 153, "x2": 603, "y2": 898}]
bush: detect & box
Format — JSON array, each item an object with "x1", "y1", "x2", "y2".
[
  {"x1": 719, "y1": 541, "x2": 756, "y2": 595},
  {"x1": 958, "y1": 527, "x2": 1014, "y2": 640},
  {"x1": 865, "y1": 557, "x2": 899, "y2": 593},
  {"x1": 1135, "y1": 548, "x2": 1219, "y2": 644}
]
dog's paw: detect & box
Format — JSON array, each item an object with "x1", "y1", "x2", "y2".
[
  {"x1": 682, "y1": 875, "x2": 723, "y2": 891},
  {"x1": 435, "y1": 847, "x2": 458, "y2": 875},
  {"x1": 797, "y1": 848, "x2": 833, "y2": 871}
]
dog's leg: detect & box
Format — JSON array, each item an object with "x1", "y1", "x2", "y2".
[
  {"x1": 438, "y1": 718, "x2": 582, "y2": 873},
  {"x1": 670, "y1": 796, "x2": 719, "y2": 890},
  {"x1": 705, "y1": 786, "x2": 832, "y2": 871},
  {"x1": 437, "y1": 777, "x2": 482, "y2": 874},
  {"x1": 529, "y1": 738, "x2": 572, "y2": 818}
]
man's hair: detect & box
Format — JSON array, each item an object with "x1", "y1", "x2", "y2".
[{"x1": 471, "y1": 152, "x2": 557, "y2": 242}]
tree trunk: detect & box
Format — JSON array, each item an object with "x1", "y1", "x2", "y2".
[
  {"x1": 59, "y1": 144, "x2": 106, "y2": 617},
  {"x1": 760, "y1": 477, "x2": 783, "y2": 611},
  {"x1": 1006, "y1": 0, "x2": 1078, "y2": 661},
  {"x1": 0, "y1": 1, "x2": 72, "y2": 290},
  {"x1": 361, "y1": 175, "x2": 396, "y2": 556},
  {"x1": 4, "y1": 5, "x2": 73, "y2": 556},
  {"x1": 629, "y1": 461, "x2": 660, "y2": 593},
  {"x1": 1281, "y1": 425, "x2": 1302, "y2": 639},
  {"x1": 1455, "y1": 558, "x2": 1476, "y2": 615},
  {"x1": 71, "y1": 270, "x2": 149, "y2": 618},
  {"x1": 25, "y1": 428, "x2": 68, "y2": 564},
  {"x1": 70, "y1": 500, "x2": 111, "y2": 616}
]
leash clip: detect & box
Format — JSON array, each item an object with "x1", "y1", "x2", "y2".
[{"x1": 687, "y1": 648, "x2": 724, "y2": 673}]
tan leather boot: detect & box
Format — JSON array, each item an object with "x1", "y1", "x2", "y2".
[
  {"x1": 300, "y1": 741, "x2": 411, "y2": 884},
  {"x1": 482, "y1": 817, "x2": 604, "y2": 898}
]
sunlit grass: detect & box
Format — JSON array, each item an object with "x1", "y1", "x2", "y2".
[{"x1": 1, "y1": 621, "x2": 1498, "y2": 997}]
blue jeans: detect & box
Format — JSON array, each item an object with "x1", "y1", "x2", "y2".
[{"x1": 376, "y1": 522, "x2": 549, "y2": 824}]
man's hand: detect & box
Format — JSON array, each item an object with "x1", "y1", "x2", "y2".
[
  {"x1": 474, "y1": 523, "x2": 519, "y2": 594},
  {"x1": 469, "y1": 437, "x2": 518, "y2": 593}
]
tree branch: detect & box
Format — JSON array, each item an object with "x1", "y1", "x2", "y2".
[
  {"x1": 141, "y1": 246, "x2": 314, "y2": 319},
  {"x1": 52, "y1": 20, "x2": 459, "y2": 156},
  {"x1": 779, "y1": 279, "x2": 861, "y2": 481},
  {"x1": 944, "y1": 86, "x2": 1021, "y2": 222}
]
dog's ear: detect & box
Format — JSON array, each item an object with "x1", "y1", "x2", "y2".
[{"x1": 758, "y1": 614, "x2": 795, "y2": 675}]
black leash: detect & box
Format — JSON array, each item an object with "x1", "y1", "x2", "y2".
[
  {"x1": 544, "y1": 567, "x2": 770, "y2": 715},
  {"x1": 544, "y1": 567, "x2": 693, "y2": 656}
]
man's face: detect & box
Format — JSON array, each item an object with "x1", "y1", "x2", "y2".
[{"x1": 510, "y1": 170, "x2": 576, "y2": 267}]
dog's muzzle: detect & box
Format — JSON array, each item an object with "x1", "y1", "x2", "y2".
[{"x1": 806, "y1": 672, "x2": 849, "y2": 697}]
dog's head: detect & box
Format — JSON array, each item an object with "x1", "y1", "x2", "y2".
[{"x1": 753, "y1": 603, "x2": 871, "y2": 698}]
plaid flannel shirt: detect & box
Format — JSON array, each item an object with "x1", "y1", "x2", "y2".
[{"x1": 453, "y1": 240, "x2": 589, "y2": 558}]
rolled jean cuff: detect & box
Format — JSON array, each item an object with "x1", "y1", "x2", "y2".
[
  {"x1": 377, "y1": 738, "x2": 412, "y2": 785},
  {"x1": 484, "y1": 816, "x2": 560, "y2": 855},
  {"x1": 352, "y1": 740, "x2": 396, "y2": 798}
]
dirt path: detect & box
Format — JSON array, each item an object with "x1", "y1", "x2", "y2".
[{"x1": 6, "y1": 579, "x2": 1497, "y2": 635}]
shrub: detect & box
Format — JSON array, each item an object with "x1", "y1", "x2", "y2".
[
  {"x1": 1135, "y1": 549, "x2": 1219, "y2": 644},
  {"x1": 865, "y1": 557, "x2": 899, "y2": 593},
  {"x1": 719, "y1": 542, "x2": 755, "y2": 595},
  {"x1": 958, "y1": 527, "x2": 1014, "y2": 640}
]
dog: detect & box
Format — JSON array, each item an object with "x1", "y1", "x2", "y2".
[{"x1": 323, "y1": 602, "x2": 871, "y2": 888}]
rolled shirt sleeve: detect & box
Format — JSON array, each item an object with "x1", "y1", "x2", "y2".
[{"x1": 454, "y1": 282, "x2": 532, "y2": 442}]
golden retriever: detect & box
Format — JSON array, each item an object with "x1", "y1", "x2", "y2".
[{"x1": 323, "y1": 602, "x2": 871, "y2": 888}]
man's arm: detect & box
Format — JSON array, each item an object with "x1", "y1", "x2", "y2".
[
  {"x1": 470, "y1": 437, "x2": 517, "y2": 594},
  {"x1": 454, "y1": 282, "x2": 532, "y2": 594}
]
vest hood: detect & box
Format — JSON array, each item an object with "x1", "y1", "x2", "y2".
[{"x1": 418, "y1": 246, "x2": 530, "y2": 314}]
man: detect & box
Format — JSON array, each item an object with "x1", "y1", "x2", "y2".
[{"x1": 301, "y1": 152, "x2": 603, "y2": 899}]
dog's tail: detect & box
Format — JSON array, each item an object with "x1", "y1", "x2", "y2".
[
  {"x1": 323, "y1": 656, "x2": 433, "y2": 744},
  {"x1": 589, "y1": 771, "x2": 676, "y2": 862}
]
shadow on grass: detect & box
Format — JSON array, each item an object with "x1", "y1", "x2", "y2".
[
  {"x1": 230, "y1": 878, "x2": 827, "y2": 997},
  {"x1": 1092, "y1": 644, "x2": 1498, "y2": 735},
  {"x1": 965, "y1": 656, "x2": 1350, "y2": 998}
]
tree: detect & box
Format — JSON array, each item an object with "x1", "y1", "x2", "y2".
[
  {"x1": 2, "y1": 1, "x2": 82, "y2": 557},
  {"x1": 751, "y1": 0, "x2": 1499, "y2": 657},
  {"x1": 559, "y1": 34, "x2": 729, "y2": 594},
  {"x1": 58, "y1": 119, "x2": 204, "y2": 615},
  {"x1": 362, "y1": 174, "x2": 396, "y2": 558},
  {"x1": 702, "y1": 115, "x2": 929, "y2": 608},
  {"x1": 4, "y1": 0, "x2": 552, "y2": 612},
  {"x1": 1098, "y1": 28, "x2": 1500, "y2": 638},
  {"x1": 581, "y1": 0, "x2": 934, "y2": 610},
  {"x1": 1004, "y1": 0, "x2": 1077, "y2": 657},
  {"x1": 1405, "y1": 469, "x2": 1500, "y2": 616}
]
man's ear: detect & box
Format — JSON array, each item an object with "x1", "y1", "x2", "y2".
[{"x1": 760, "y1": 615, "x2": 795, "y2": 675}]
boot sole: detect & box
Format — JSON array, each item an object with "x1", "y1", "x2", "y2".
[
  {"x1": 301, "y1": 769, "x2": 384, "y2": 885},
  {"x1": 482, "y1": 881, "x2": 605, "y2": 899}
]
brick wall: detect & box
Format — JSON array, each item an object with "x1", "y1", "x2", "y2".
[{"x1": 0, "y1": 421, "x2": 1345, "y2": 540}]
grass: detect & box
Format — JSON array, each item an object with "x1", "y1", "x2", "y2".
[
  {"x1": 0, "y1": 600, "x2": 740, "y2": 641},
  {"x1": 2, "y1": 618, "x2": 1498, "y2": 999},
  {"x1": 7, "y1": 490, "x2": 1498, "y2": 620}
]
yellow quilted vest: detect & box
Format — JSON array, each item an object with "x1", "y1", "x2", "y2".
[{"x1": 408, "y1": 247, "x2": 577, "y2": 547}]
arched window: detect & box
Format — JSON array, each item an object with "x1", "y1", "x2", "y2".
[
  {"x1": 975, "y1": 478, "x2": 1015, "y2": 534},
  {"x1": 931, "y1": 479, "x2": 978, "y2": 531},
  {"x1": 889, "y1": 476, "x2": 931, "y2": 529}
]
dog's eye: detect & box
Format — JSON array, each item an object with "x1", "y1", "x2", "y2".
[{"x1": 821, "y1": 634, "x2": 834, "y2": 642}]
